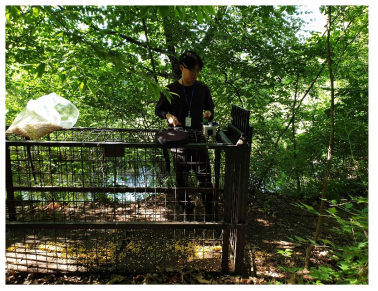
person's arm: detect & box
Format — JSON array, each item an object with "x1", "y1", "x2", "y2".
[
  {"x1": 155, "y1": 91, "x2": 182, "y2": 126},
  {"x1": 155, "y1": 92, "x2": 170, "y2": 120},
  {"x1": 204, "y1": 85, "x2": 214, "y2": 122}
]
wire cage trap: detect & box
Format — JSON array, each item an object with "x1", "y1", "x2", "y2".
[{"x1": 6, "y1": 104, "x2": 253, "y2": 275}]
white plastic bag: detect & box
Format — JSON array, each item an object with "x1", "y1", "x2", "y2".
[{"x1": 6, "y1": 93, "x2": 79, "y2": 140}]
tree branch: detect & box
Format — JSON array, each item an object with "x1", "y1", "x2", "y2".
[
  {"x1": 55, "y1": 5, "x2": 169, "y2": 56},
  {"x1": 162, "y1": 17, "x2": 180, "y2": 80},
  {"x1": 88, "y1": 24, "x2": 169, "y2": 55},
  {"x1": 224, "y1": 72, "x2": 243, "y2": 107},
  {"x1": 198, "y1": 6, "x2": 228, "y2": 52},
  {"x1": 142, "y1": 18, "x2": 158, "y2": 83}
]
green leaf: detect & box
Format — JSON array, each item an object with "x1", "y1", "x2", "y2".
[
  {"x1": 320, "y1": 239, "x2": 334, "y2": 246},
  {"x1": 303, "y1": 204, "x2": 317, "y2": 213},
  {"x1": 11, "y1": 6, "x2": 21, "y2": 19},
  {"x1": 358, "y1": 241, "x2": 367, "y2": 249},
  {"x1": 201, "y1": 6, "x2": 214, "y2": 22},
  {"x1": 175, "y1": 6, "x2": 185, "y2": 19},
  {"x1": 158, "y1": 6, "x2": 170, "y2": 19},
  {"x1": 345, "y1": 203, "x2": 353, "y2": 209},
  {"x1": 294, "y1": 235, "x2": 304, "y2": 242},
  {"x1": 196, "y1": 9, "x2": 204, "y2": 24},
  {"x1": 202, "y1": 5, "x2": 215, "y2": 15},
  {"x1": 60, "y1": 73, "x2": 66, "y2": 83},
  {"x1": 72, "y1": 81, "x2": 81, "y2": 92},
  {"x1": 139, "y1": 6, "x2": 150, "y2": 18},
  {"x1": 328, "y1": 207, "x2": 337, "y2": 214},
  {"x1": 308, "y1": 238, "x2": 316, "y2": 245},
  {"x1": 34, "y1": 63, "x2": 46, "y2": 79},
  {"x1": 87, "y1": 82, "x2": 96, "y2": 95},
  {"x1": 79, "y1": 81, "x2": 87, "y2": 94},
  {"x1": 32, "y1": 7, "x2": 40, "y2": 17}
]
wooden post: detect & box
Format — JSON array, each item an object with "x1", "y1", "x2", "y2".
[
  {"x1": 221, "y1": 228, "x2": 230, "y2": 272},
  {"x1": 232, "y1": 228, "x2": 246, "y2": 273},
  {"x1": 221, "y1": 148, "x2": 234, "y2": 273},
  {"x1": 232, "y1": 146, "x2": 249, "y2": 273}
]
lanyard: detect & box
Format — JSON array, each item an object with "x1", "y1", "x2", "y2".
[{"x1": 182, "y1": 80, "x2": 195, "y2": 115}]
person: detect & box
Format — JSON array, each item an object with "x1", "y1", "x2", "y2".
[{"x1": 155, "y1": 51, "x2": 215, "y2": 220}]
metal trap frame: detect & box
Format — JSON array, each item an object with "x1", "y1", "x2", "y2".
[{"x1": 6, "y1": 105, "x2": 253, "y2": 275}]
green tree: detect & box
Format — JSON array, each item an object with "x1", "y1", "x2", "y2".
[{"x1": 6, "y1": 5, "x2": 368, "y2": 199}]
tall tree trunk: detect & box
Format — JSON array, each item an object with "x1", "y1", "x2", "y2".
[
  {"x1": 305, "y1": 6, "x2": 336, "y2": 269},
  {"x1": 292, "y1": 71, "x2": 301, "y2": 195}
]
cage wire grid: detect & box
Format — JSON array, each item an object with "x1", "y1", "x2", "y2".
[
  {"x1": 6, "y1": 227, "x2": 226, "y2": 274},
  {"x1": 6, "y1": 105, "x2": 252, "y2": 274}
]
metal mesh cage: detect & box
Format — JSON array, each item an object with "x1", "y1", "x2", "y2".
[{"x1": 6, "y1": 105, "x2": 252, "y2": 274}]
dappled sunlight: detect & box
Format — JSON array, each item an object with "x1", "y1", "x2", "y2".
[
  {"x1": 6, "y1": 240, "x2": 86, "y2": 273},
  {"x1": 259, "y1": 267, "x2": 286, "y2": 279},
  {"x1": 256, "y1": 218, "x2": 275, "y2": 227},
  {"x1": 262, "y1": 240, "x2": 296, "y2": 249},
  {"x1": 249, "y1": 250, "x2": 286, "y2": 280},
  {"x1": 6, "y1": 229, "x2": 224, "y2": 274},
  {"x1": 192, "y1": 245, "x2": 222, "y2": 260}
]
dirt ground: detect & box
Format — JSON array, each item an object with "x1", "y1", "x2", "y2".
[{"x1": 5, "y1": 192, "x2": 353, "y2": 285}]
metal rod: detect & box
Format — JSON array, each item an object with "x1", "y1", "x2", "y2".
[
  {"x1": 6, "y1": 221, "x2": 246, "y2": 230},
  {"x1": 6, "y1": 143, "x2": 16, "y2": 221},
  {"x1": 6, "y1": 140, "x2": 235, "y2": 150},
  {"x1": 26, "y1": 145, "x2": 37, "y2": 184},
  {"x1": 11, "y1": 186, "x2": 221, "y2": 193}
]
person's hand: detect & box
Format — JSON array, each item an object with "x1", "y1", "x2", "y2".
[
  {"x1": 166, "y1": 113, "x2": 182, "y2": 127},
  {"x1": 204, "y1": 110, "x2": 212, "y2": 120}
]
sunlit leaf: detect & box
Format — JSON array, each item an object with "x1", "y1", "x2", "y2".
[
  {"x1": 32, "y1": 7, "x2": 40, "y2": 17},
  {"x1": 196, "y1": 9, "x2": 204, "y2": 24},
  {"x1": 328, "y1": 207, "x2": 337, "y2": 214},
  {"x1": 87, "y1": 82, "x2": 96, "y2": 95},
  {"x1": 79, "y1": 81, "x2": 86, "y2": 94}
]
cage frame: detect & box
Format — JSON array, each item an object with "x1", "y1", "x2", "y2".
[{"x1": 6, "y1": 104, "x2": 252, "y2": 274}]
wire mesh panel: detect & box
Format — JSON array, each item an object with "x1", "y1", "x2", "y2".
[
  {"x1": 6, "y1": 129, "x2": 226, "y2": 223},
  {"x1": 6, "y1": 108, "x2": 252, "y2": 275},
  {"x1": 6, "y1": 225, "x2": 226, "y2": 274}
]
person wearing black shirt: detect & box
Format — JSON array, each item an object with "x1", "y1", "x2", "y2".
[{"x1": 155, "y1": 51, "x2": 215, "y2": 220}]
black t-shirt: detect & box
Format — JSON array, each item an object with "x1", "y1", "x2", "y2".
[{"x1": 155, "y1": 80, "x2": 214, "y2": 129}]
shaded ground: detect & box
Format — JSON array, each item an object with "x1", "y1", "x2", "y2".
[{"x1": 6, "y1": 192, "x2": 354, "y2": 285}]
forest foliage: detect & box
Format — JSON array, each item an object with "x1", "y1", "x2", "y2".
[
  {"x1": 5, "y1": 5, "x2": 369, "y2": 284},
  {"x1": 5, "y1": 5, "x2": 368, "y2": 199}
]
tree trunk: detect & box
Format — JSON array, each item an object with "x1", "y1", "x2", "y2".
[
  {"x1": 305, "y1": 5, "x2": 336, "y2": 269},
  {"x1": 256, "y1": 62, "x2": 326, "y2": 191},
  {"x1": 292, "y1": 71, "x2": 301, "y2": 195}
]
